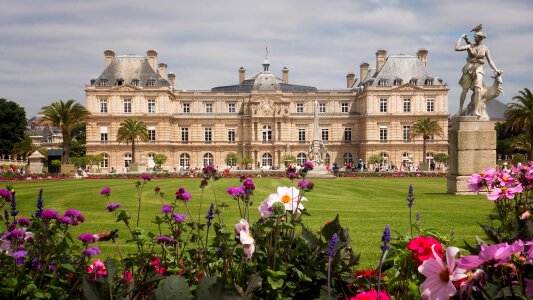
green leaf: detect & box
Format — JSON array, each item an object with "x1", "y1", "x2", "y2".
[
  {"x1": 83, "y1": 278, "x2": 109, "y2": 300},
  {"x1": 267, "y1": 277, "x2": 284, "y2": 290},
  {"x1": 152, "y1": 275, "x2": 193, "y2": 300},
  {"x1": 60, "y1": 263, "x2": 76, "y2": 273}
]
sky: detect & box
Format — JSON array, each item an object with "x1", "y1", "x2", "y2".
[{"x1": 1, "y1": 0, "x2": 532, "y2": 117}]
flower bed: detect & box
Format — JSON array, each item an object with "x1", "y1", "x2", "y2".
[{"x1": 0, "y1": 163, "x2": 531, "y2": 299}]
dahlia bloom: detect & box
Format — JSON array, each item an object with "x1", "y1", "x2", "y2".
[
  {"x1": 407, "y1": 236, "x2": 444, "y2": 266},
  {"x1": 235, "y1": 219, "x2": 255, "y2": 259},
  {"x1": 350, "y1": 289, "x2": 390, "y2": 300},
  {"x1": 418, "y1": 245, "x2": 467, "y2": 300},
  {"x1": 87, "y1": 258, "x2": 107, "y2": 277}
]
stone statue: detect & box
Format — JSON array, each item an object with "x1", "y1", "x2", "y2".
[
  {"x1": 455, "y1": 25, "x2": 502, "y2": 120},
  {"x1": 308, "y1": 101, "x2": 327, "y2": 165}
]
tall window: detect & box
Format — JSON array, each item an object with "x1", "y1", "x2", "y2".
[
  {"x1": 379, "y1": 126, "x2": 388, "y2": 142},
  {"x1": 123, "y1": 99, "x2": 132, "y2": 113},
  {"x1": 297, "y1": 153, "x2": 307, "y2": 166},
  {"x1": 403, "y1": 125, "x2": 411, "y2": 141},
  {"x1": 100, "y1": 126, "x2": 108, "y2": 141},
  {"x1": 228, "y1": 103, "x2": 236, "y2": 113},
  {"x1": 261, "y1": 153, "x2": 272, "y2": 167},
  {"x1": 321, "y1": 128, "x2": 329, "y2": 141},
  {"x1": 148, "y1": 100, "x2": 156, "y2": 113},
  {"x1": 298, "y1": 128, "x2": 306, "y2": 142},
  {"x1": 146, "y1": 79, "x2": 155, "y2": 86},
  {"x1": 319, "y1": 103, "x2": 326, "y2": 113},
  {"x1": 100, "y1": 153, "x2": 109, "y2": 168},
  {"x1": 262, "y1": 125, "x2": 272, "y2": 142},
  {"x1": 379, "y1": 152, "x2": 389, "y2": 167},
  {"x1": 124, "y1": 153, "x2": 132, "y2": 168},
  {"x1": 426, "y1": 99, "x2": 434, "y2": 112},
  {"x1": 402, "y1": 152, "x2": 411, "y2": 167},
  {"x1": 426, "y1": 152, "x2": 435, "y2": 166},
  {"x1": 183, "y1": 103, "x2": 190, "y2": 113},
  {"x1": 296, "y1": 103, "x2": 304, "y2": 113},
  {"x1": 403, "y1": 99, "x2": 411, "y2": 113},
  {"x1": 203, "y1": 153, "x2": 214, "y2": 166},
  {"x1": 344, "y1": 128, "x2": 352, "y2": 141},
  {"x1": 147, "y1": 127, "x2": 156, "y2": 141},
  {"x1": 99, "y1": 99, "x2": 108, "y2": 113},
  {"x1": 341, "y1": 103, "x2": 349, "y2": 113},
  {"x1": 131, "y1": 79, "x2": 139, "y2": 86},
  {"x1": 325, "y1": 153, "x2": 330, "y2": 165},
  {"x1": 181, "y1": 128, "x2": 189, "y2": 142},
  {"x1": 205, "y1": 103, "x2": 213, "y2": 114},
  {"x1": 179, "y1": 153, "x2": 190, "y2": 168},
  {"x1": 379, "y1": 99, "x2": 387, "y2": 113},
  {"x1": 228, "y1": 128, "x2": 235, "y2": 143},
  {"x1": 343, "y1": 153, "x2": 354, "y2": 165},
  {"x1": 204, "y1": 128, "x2": 212, "y2": 143}
]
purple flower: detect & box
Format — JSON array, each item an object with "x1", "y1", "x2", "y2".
[
  {"x1": 0, "y1": 189, "x2": 11, "y2": 201},
  {"x1": 40, "y1": 209, "x2": 59, "y2": 220},
  {"x1": 175, "y1": 187, "x2": 192, "y2": 202},
  {"x1": 156, "y1": 235, "x2": 176, "y2": 244},
  {"x1": 326, "y1": 233, "x2": 338, "y2": 256},
  {"x1": 297, "y1": 180, "x2": 314, "y2": 191},
  {"x1": 205, "y1": 203, "x2": 215, "y2": 227},
  {"x1": 12, "y1": 250, "x2": 27, "y2": 265},
  {"x1": 100, "y1": 187, "x2": 111, "y2": 196},
  {"x1": 141, "y1": 173, "x2": 151, "y2": 181},
  {"x1": 380, "y1": 224, "x2": 391, "y2": 251},
  {"x1": 32, "y1": 258, "x2": 42, "y2": 270},
  {"x1": 407, "y1": 184, "x2": 415, "y2": 208},
  {"x1": 60, "y1": 216, "x2": 74, "y2": 225},
  {"x1": 287, "y1": 172, "x2": 298, "y2": 180},
  {"x1": 226, "y1": 186, "x2": 246, "y2": 197},
  {"x1": 78, "y1": 233, "x2": 96, "y2": 244},
  {"x1": 303, "y1": 161, "x2": 314, "y2": 170},
  {"x1": 106, "y1": 203, "x2": 121, "y2": 212},
  {"x1": 35, "y1": 188, "x2": 43, "y2": 218},
  {"x1": 17, "y1": 218, "x2": 30, "y2": 226},
  {"x1": 48, "y1": 264, "x2": 56, "y2": 271},
  {"x1": 243, "y1": 179, "x2": 255, "y2": 191},
  {"x1": 83, "y1": 246, "x2": 101, "y2": 258},
  {"x1": 172, "y1": 213, "x2": 186, "y2": 223},
  {"x1": 161, "y1": 204, "x2": 172, "y2": 214},
  {"x1": 64, "y1": 209, "x2": 85, "y2": 225}
]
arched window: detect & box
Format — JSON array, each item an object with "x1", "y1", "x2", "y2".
[
  {"x1": 262, "y1": 125, "x2": 272, "y2": 142},
  {"x1": 426, "y1": 152, "x2": 435, "y2": 166},
  {"x1": 124, "y1": 153, "x2": 132, "y2": 168},
  {"x1": 402, "y1": 152, "x2": 412, "y2": 168},
  {"x1": 379, "y1": 152, "x2": 389, "y2": 167},
  {"x1": 262, "y1": 153, "x2": 273, "y2": 167},
  {"x1": 203, "y1": 153, "x2": 214, "y2": 166},
  {"x1": 180, "y1": 153, "x2": 190, "y2": 168},
  {"x1": 325, "y1": 153, "x2": 331, "y2": 165},
  {"x1": 297, "y1": 153, "x2": 307, "y2": 166},
  {"x1": 100, "y1": 153, "x2": 109, "y2": 168},
  {"x1": 343, "y1": 153, "x2": 353, "y2": 165}
]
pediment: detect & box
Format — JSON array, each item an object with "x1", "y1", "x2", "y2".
[
  {"x1": 110, "y1": 84, "x2": 142, "y2": 92},
  {"x1": 391, "y1": 83, "x2": 423, "y2": 91}
]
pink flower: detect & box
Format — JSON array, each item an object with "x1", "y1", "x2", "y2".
[
  {"x1": 418, "y1": 245, "x2": 467, "y2": 300},
  {"x1": 350, "y1": 289, "x2": 390, "y2": 300},
  {"x1": 150, "y1": 257, "x2": 166, "y2": 275},
  {"x1": 457, "y1": 240, "x2": 524, "y2": 269},
  {"x1": 467, "y1": 168, "x2": 496, "y2": 192},
  {"x1": 235, "y1": 219, "x2": 255, "y2": 259},
  {"x1": 87, "y1": 258, "x2": 107, "y2": 277},
  {"x1": 175, "y1": 187, "x2": 192, "y2": 202},
  {"x1": 487, "y1": 184, "x2": 523, "y2": 201},
  {"x1": 100, "y1": 187, "x2": 111, "y2": 196},
  {"x1": 407, "y1": 236, "x2": 444, "y2": 266}
]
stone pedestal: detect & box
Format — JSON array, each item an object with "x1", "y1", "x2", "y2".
[
  {"x1": 28, "y1": 151, "x2": 44, "y2": 174},
  {"x1": 447, "y1": 116, "x2": 496, "y2": 194},
  {"x1": 307, "y1": 164, "x2": 335, "y2": 178}
]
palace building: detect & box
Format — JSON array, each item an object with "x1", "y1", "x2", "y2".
[{"x1": 85, "y1": 49, "x2": 448, "y2": 171}]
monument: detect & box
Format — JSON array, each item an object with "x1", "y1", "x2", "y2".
[
  {"x1": 448, "y1": 24, "x2": 502, "y2": 194},
  {"x1": 307, "y1": 101, "x2": 333, "y2": 178}
]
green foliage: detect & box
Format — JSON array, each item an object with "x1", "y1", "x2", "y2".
[
  {"x1": 0, "y1": 98, "x2": 27, "y2": 156},
  {"x1": 239, "y1": 155, "x2": 253, "y2": 169},
  {"x1": 153, "y1": 153, "x2": 168, "y2": 168},
  {"x1": 69, "y1": 124, "x2": 86, "y2": 158},
  {"x1": 224, "y1": 152, "x2": 238, "y2": 167},
  {"x1": 512, "y1": 153, "x2": 527, "y2": 164},
  {"x1": 367, "y1": 154, "x2": 384, "y2": 164},
  {"x1": 505, "y1": 88, "x2": 533, "y2": 159},
  {"x1": 281, "y1": 154, "x2": 296, "y2": 166},
  {"x1": 50, "y1": 160, "x2": 62, "y2": 167},
  {"x1": 116, "y1": 118, "x2": 148, "y2": 163}
]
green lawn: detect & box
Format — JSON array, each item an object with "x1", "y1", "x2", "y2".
[{"x1": 4, "y1": 177, "x2": 492, "y2": 268}]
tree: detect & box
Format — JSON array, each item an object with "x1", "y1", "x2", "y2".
[
  {"x1": 69, "y1": 124, "x2": 86, "y2": 158},
  {"x1": 368, "y1": 154, "x2": 384, "y2": 165},
  {"x1": 510, "y1": 134, "x2": 531, "y2": 154},
  {"x1": 410, "y1": 118, "x2": 444, "y2": 169},
  {"x1": 433, "y1": 153, "x2": 449, "y2": 170},
  {"x1": 13, "y1": 133, "x2": 40, "y2": 156},
  {"x1": 224, "y1": 152, "x2": 238, "y2": 167},
  {"x1": 40, "y1": 99, "x2": 90, "y2": 163},
  {"x1": 239, "y1": 155, "x2": 253, "y2": 170},
  {"x1": 153, "y1": 153, "x2": 168, "y2": 169},
  {"x1": 281, "y1": 154, "x2": 296, "y2": 166},
  {"x1": 505, "y1": 88, "x2": 533, "y2": 160},
  {"x1": 0, "y1": 98, "x2": 27, "y2": 156},
  {"x1": 116, "y1": 119, "x2": 148, "y2": 163}
]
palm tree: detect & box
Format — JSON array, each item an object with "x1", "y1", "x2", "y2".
[
  {"x1": 510, "y1": 134, "x2": 531, "y2": 154},
  {"x1": 116, "y1": 118, "x2": 148, "y2": 163},
  {"x1": 505, "y1": 88, "x2": 533, "y2": 160},
  {"x1": 410, "y1": 118, "x2": 444, "y2": 169},
  {"x1": 40, "y1": 99, "x2": 90, "y2": 163},
  {"x1": 13, "y1": 133, "x2": 41, "y2": 157}
]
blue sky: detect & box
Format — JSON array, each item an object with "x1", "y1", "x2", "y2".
[{"x1": 1, "y1": 0, "x2": 532, "y2": 117}]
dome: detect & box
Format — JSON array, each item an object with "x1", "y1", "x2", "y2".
[{"x1": 253, "y1": 73, "x2": 280, "y2": 91}]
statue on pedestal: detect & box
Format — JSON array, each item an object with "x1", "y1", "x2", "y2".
[
  {"x1": 455, "y1": 24, "x2": 503, "y2": 120},
  {"x1": 308, "y1": 101, "x2": 328, "y2": 165}
]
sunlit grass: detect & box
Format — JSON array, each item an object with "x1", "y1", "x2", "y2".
[{"x1": 4, "y1": 176, "x2": 491, "y2": 268}]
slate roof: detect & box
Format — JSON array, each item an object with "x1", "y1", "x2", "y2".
[
  {"x1": 487, "y1": 99, "x2": 508, "y2": 121},
  {"x1": 91, "y1": 55, "x2": 169, "y2": 87}
]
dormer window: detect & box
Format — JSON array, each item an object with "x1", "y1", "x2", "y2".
[
  {"x1": 99, "y1": 79, "x2": 108, "y2": 86},
  {"x1": 378, "y1": 79, "x2": 387, "y2": 86},
  {"x1": 131, "y1": 79, "x2": 139, "y2": 86},
  {"x1": 146, "y1": 79, "x2": 155, "y2": 87},
  {"x1": 115, "y1": 78, "x2": 124, "y2": 86},
  {"x1": 410, "y1": 78, "x2": 418, "y2": 85},
  {"x1": 393, "y1": 79, "x2": 402, "y2": 86},
  {"x1": 424, "y1": 78, "x2": 434, "y2": 85}
]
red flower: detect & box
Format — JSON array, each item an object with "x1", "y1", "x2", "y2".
[{"x1": 406, "y1": 236, "x2": 444, "y2": 266}]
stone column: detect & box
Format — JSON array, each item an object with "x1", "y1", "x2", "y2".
[{"x1": 447, "y1": 116, "x2": 496, "y2": 194}]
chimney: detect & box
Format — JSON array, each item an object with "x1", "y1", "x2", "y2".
[
  {"x1": 146, "y1": 50, "x2": 158, "y2": 71},
  {"x1": 158, "y1": 63, "x2": 167, "y2": 79},
  {"x1": 239, "y1": 66, "x2": 246, "y2": 84},
  {"x1": 167, "y1": 72, "x2": 175, "y2": 88},
  {"x1": 417, "y1": 48, "x2": 428, "y2": 66},
  {"x1": 346, "y1": 72, "x2": 355, "y2": 88},
  {"x1": 360, "y1": 62, "x2": 370, "y2": 82},
  {"x1": 104, "y1": 49, "x2": 115, "y2": 68},
  {"x1": 282, "y1": 67, "x2": 289, "y2": 83},
  {"x1": 375, "y1": 49, "x2": 387, "y2": 72}
]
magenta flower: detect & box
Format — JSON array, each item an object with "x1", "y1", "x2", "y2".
[
  {"x1": 457, "y1": 240, "x2": 524, "y2": 269},
  {"x1": 100, "y1": 187, "x2": 111, "y2": 196},
  {"x1": 243, "y1": 179, "x2": 255, "y2": 191},
  {"x1": 172, "y1": 213, "x2": 186, "y2": 223},
  {"x1": 0, "y1": 189, "x2": 11, "y2": 201},
  {"x1": 467, "y1": 168, "x2": 497, "y2": 192},
  {"x1": 226, "y1": 186, "x2": 246, "y2": 197},
  {"x1": 106, "y1": 203, "x2": 121, "y2": 212},
  {"x1": 12, "y1": 250, "x2": 28, "y2": 265},
  {"x1": 60, "y1": 216, "x2": 74, "y2": 225},
  {"x1": 303, "y1": 161, "x2": 314, "y2": 170},
  {"x1": 40, "y1": 209, "x2": 59, "y2": 220},
  {"x1": 496, "y1": 171, "x2": 517, "y2": 187},
  {"x1": 141, "y1": 173, "x2": 151, "y2": 181},
  {"x1": 297, "y1": 180, "x2": 314, "y2": 191},
  {"x1": 64, "y1": 209, "x2": 85, "y2": 225},
  {"x1": 352, "y1": 289, "x2": 391, "y2": 300},
  {"x1": 17, "y1": 218, "x2": 30, "y2": 226},
  {"x1": 287, "y1": 172, "x2": 298, "y2": 180},
  {"x1": 418, "y1": 245, "x2": 467, "y2": 300},
  {"x1": 161, "y1": 204, "x2": 172, "y2": 214},
  {"x1": 82, "y1": 246, "x2": 101, "y2": 258},
  {"x1": 78, "y1": 233, "x2": 96, "y2": 244},
  {"x1": 487, "y1": 184, "x2": 523, "y2": 201},
  {"x1": 175, "y1": 187, "x2": 192, "y2": 202},
  {"x1": 156, "y1": 235, "x2": 176, "y2": 244}
]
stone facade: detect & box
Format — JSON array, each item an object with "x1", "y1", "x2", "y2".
[{"x1": 85, "y1": 49, "x2": 448, "y2": 172}]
